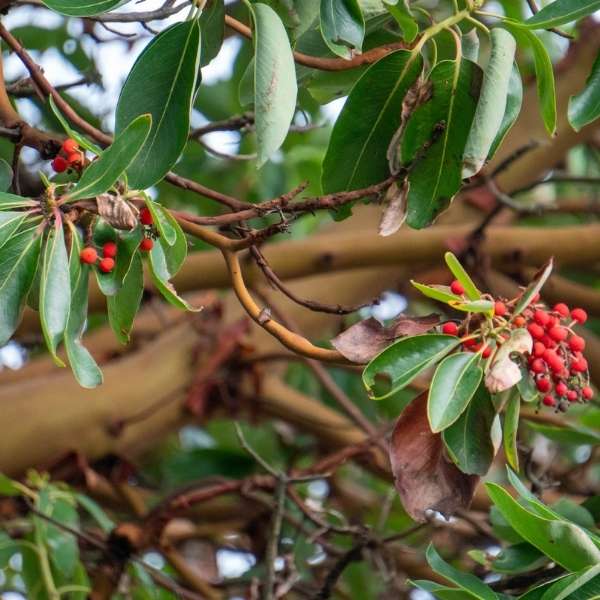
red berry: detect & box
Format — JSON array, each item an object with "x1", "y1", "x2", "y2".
[
  {"x1": 531, "y1": 358, "x2": 546, "y2": 374},
  {"x1": 102, "y1": 241, "x2": 117, "y2": 259},
  {"x1": 139, "y1": 207, "x2": 153, "y2": 226},
  {"x1": 548, "y1": 326, "x2": 567, "y2": 342},
  {"x1": 513, "y1": 316, "x2": 526, "y2": 327},
  {"x1": 569, "y1": 335, "x2": 585, "y2": 352},
  {"x1": 553, "y1": 303, "x2": 569, "y2": 317},
  {"x1": 571, "y1": 308, "x2": 588, "y2": 324},
  {"x1": 567, "y1": 390, "x2": 578, "y2": 402},
  {"x1": 62, "y1": 138, "x2": 79, "y2": 154},
  {"x1": 482, "y1": 346, "x2": 492, "y2": 359},
  {"x1": 542, "y1": 395, "x2": 556, "y2": 407},
  {"x1": 541, "y1": 335, "x2": 556, "y2": 349},
  {"x1": 66, "y1": 152, "x2": 81, "y2": 165},
  {"x1": 533, "y1": 342, "x2": 546, "y2": 358},
  {"x1": 494, "y1": 301, "x2": 507, "y2": 317},
  {"x1": 534, "y1": 310, "x2": 550, "y2": 326},
  {"x1": 450, "y1": 280, "x2": 465, "y2": 295},
  {"x1": 527, "y1": 323, "x2": 545, "y2": 340},
  {"x1": 571, "y1": 356, "x2": 588, "y2": 373},
  {"x1": 582, "y1": 386, "x2": 594, "y2": 400},
  {"x1": 79, "y1": 247, "x2": 97, "y2": 264},
  {"x1": 555, "y1": 382, "x2": 567, "y2": 396},
  {"x1": 52, "y1": 156, "x2": 68, "y2": 173},
  {"x1": 139, "y1": 238, "x2": 154, "y2": 252},
  {"x1": 536, "y1": 378, "x2": 551, "y2": 393},
  {"x1": 545, "y1": 316, "x2": 559, "y2": 329},
  {"x1": 99, "y1": 257, "x2": 115, "y2": 273},
  {"x1": 442, "y1": 322, "x2": 458, "y2": 336}
]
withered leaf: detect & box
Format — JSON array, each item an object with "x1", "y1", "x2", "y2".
[
  {"x1": 97, "y1": 193, "x2": 139, "y2": 230},
  {"x1": 331, "y1": 314, "x2": 439, "y2": 364},
  {"x1": 389, "y1": 392, "x2": 479, "y2": 521},
  {"x1": 378, "y1": 180, "x2": 409, "y2": 237}
]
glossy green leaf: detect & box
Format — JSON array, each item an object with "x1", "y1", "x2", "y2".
[
  {"x1": 552, "y1": 498, "x2": 596, "y2": 530},
  {"x1": 524, "y1": 0, "x2": 600, "y2": 30},
  {"x1": 425, "y1": 544, "x2": 498, "y2": 600},
  {"x1": 67, "y1": 114, "x2": 151, "y2": 201},
  {"x1": 144, "y1": 198, "x2": 177, "y2": 246},
  {"x1": 64, "y1": 227, "x2": 103, "y2": 388},
  {"x1": 569, "y1": 50, "x2": 600, "y2": 132},
  {"x1": 362, "y1": 334, "x2": 460, "y2": 400},
  {"x1": 250, "y1": 3, "x2": 298, "y2": 167},
  {"x1": 320, "y1": 0, "x2": 364, "y2": 59},
  {"x1": 384, "y1": 0, "x2": 417, "y2": 43},
  {"x1": 449, "y1": 299, "x2": 494, "y2": 315},
  {"x1": 0, "y1": 191, "x2": 37, "y2": 210},
  {"x1": 0, "y1": 211, "x2": 28, "y2": 250},
  {"x1": 411, "y1": 281, "x2": 462, "y2": 304},
  {"x1": 513, "y1": 258, "x2": 553, "y2": 316},
  {"x1": 492, "y1": 543, "x2": 546, "y2": 574},
  {"x1": 40, "y1": 223, "x2": 71, "y2": 366},
  {"x1": 107, "y1": 252, "x2": 143, "y2": 344},
  {"x1": 402, "y1": 59, "x2": 481, "y2": 228},
  {"x1": 428, "y1": 351, "x2": 483, "y2": 432},
  {"x1": 0, "y1": 158, "x2": 13, "y2": 192},
  {"x1": 443, "y1": 383, "x2": 496, "y2": 475},
  {"x1": 199, "y1": 0, "x2": 225, "y2": 67},
  {"x1": 115, "y1": 20, "x2": 201, "y2": 189},
  {"x1": 0, "y1": 226, "x2": 41, "y2": 345},
  {"x1": 49, "y1": 96, "x2": 103, "y2": 155},
  {"x1": 503, "y1": 387, "x2": 520, "y2": 471},
  {"x1": 444, "y1": 252, "x2": 481, "y2": 300},
  {"x1": 488, "y1": 63, "x2": 523, "y2": 159},
  {"x1": 506, "y1": 467, "x2": 564, "y2": 521},
  {"x1": 40, "y1": 0, "x2": 126, "y2": 17},
  {"x1": 322, "y1": 50, "x2": 423, "y2": 193},
  {"x1": 541, "y1": 563, "x2": 600, "y2": 600},
  {"x1": 517, "y1": 366, "x2": 539, "y2": 403},
  {"x1": 463, "y1": 28, "x2": 516, "y2": 178},
  {"x1": 486, "y1": 482, "x2": 600, "y2": 571}
]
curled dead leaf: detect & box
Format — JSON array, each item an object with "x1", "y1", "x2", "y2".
[
  {"x1": 97, "y1": 193, "x2": 139, "y2": 230},
  {"x1": 378, "y1": 180, "x2": 409, "y2": 237},
  {"x1": 485, "y1": 357, "x2": 522, "y2": 393}
]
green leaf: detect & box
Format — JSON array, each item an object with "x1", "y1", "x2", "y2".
[
  {"x1": 513, "y1": 258, "x2": 553, "y2": 316},
  {"x1": 444, "y1": 252, "x2": 481, "y2": 300},
  {"x1": 448, "y1": 299, "x2": 495, "y2": 315},
  {"x1": 362, "y1": 334, "x2": 460, "y2": 400},
  {"x1": 552, "y1": 498, "x2": 596, "y2": 530},
  {"x1": 322, "y1": 50, "x2": 423, "y2": 193},
  {"x1": 411, "y1": 579, "x2": 478, "y2": 599},
  {"x1": 74, "y1": 493, "x2": 115, "y2": 533},
  {"x1": 462, "y1": 28, "x2": 480, "y2": 63},
  {"x1": 320, "y1": 0, "x2": 365, "y2": 59},
  {"x1": 503, "y1": 387, "x2": 520, "y2": 471},
  {"x1": 402, "y1": 59, "x2": 482, "y2": 228},
  {"x1": 0, "y1": 191, "x2": 37, "y2": 210},
  {"x1": 569, "y1": 50, "x2": 600, "y2": 132},
  {"x1": 425, "y1": 544, "x2": 498, "y2": 600},
  {"x1": 66, "y1": 114, "x2": 152, "y2": 201},
  {"x1": 523, "y1": 0, "x2": 600, "y2": 30},
  {"x1": 64, "y1": 227, "x2": 103, "y2": 388},
  {"x1": 428, "y1": 351, "x2": 483, "y2": 432},
  {"x1": 199, "y1": 0, "x2": 225, "y2": 67},
  {"x1": 40, "y1": 223, "x2": 71, "y2": 366},
  {"x1": 443, "y1": 383, "x2": 496, "y2": 475},
  {"x1": 0, "y1": 226, "x2": 42, "y2": 345},
  {"x1": 411, "y1": 280, "x2": 462, "y2": 304},
  {"x1": 486, "y1": 482, "x2": 600, "y2": 571},
  {"x1": 48, "y1": 96, "x2": 103, "y2": 155},
  {"x1": 0, "y1": 158, "x2": 13, "y2": 192},
  {"x1": 384, "y1": 0, "x2": 418, "y2": 43},
  {"x1": 507, "y1": 26, "x2": 556, "y2": 136},
  {"x1": 107, "y1": 252, "x2": 143, "y2": 344},
  {"x1": 115, "y1": 19, "x2": 201, "y2": 189},
  {"x1": 0, "y1": 211, "x2": 28, "y2": 250},
  {"x1": 517, "y1": 366, "x2": 539, "y2": 403},
  {"x1": 492, "y1": 543, "x2": 546, "y2": 574},
  {"x1": 524, "y1": 420, "x2": 600, "y2": 445},
  {"x1": 463, "y1": 28, "x2": 516, "y2": 178},
  {"x1": 0, "y1": 473, "x2": 20, "y2": 496},
  {"x1": 250, "y1": 3, "x2": 298, "y2": 166},
  {"x1": 488, "y1": 63, "x2": 523, "y2": 159},
  {"x1": 40, "y1": 0, "x2": 126, "y2": 17},
  {"x1": 540, "y1": 563, "x2": 600, "y2": 600},
  {"x1": 144, "y1": 198, "x2": 177, "y2": 246}
]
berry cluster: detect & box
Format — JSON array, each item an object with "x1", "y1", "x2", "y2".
[
  {"x1": 440, "y1": 280, "x2": 593, "y2": 412},
  {"x1": 138, "y1": 207, "x2": 155, "y2": 252},
  {"x1": 51, "y1": 138, "x2": 83, "y2": 173}
]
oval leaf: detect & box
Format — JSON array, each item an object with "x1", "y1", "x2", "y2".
[
  {"x1": 107, "y1": 252, "x2": 143, "y2": 344},
  {"x1": 115, "y1": 20, "x2": 201, "y2": 189},
  {"x1": 428, "y1": 351, "x2": 483, "y2": 432},
  {"x1": 0, "y1": 212, "x2": 27, "y2": 251},
  {"x1": 444, "y1": 252, "x2": 481, "y2": 301},
  {"x1": 411, "y1": 280, "x2": 462, "y2": 304},
  {"x1": 40, "y1": 0, "x2": 126, "y2": 17},
  {"x1": 320, "y1": 0, "x2": 365, "y2": 59},
  {"x1": 503, "y1": 388, "x2": 520, "y2": 472},
  {"x1": 513, "y1": 258, "x2": 553, "y2": 316},
  {"x1": 569, "y1": 50, "x2": 600, "y2": 132},
  {"x1": 524, "y1": 0, "x2": 600, "y2": 30}
]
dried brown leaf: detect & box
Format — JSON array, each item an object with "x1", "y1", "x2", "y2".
[
  {"x1": 378, "y1": 180, "x2": 408, "y2": 237},
  {"x1": 97, "y1": 193, "x2": 139, "y2": 230}
]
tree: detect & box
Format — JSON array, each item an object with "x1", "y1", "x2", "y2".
[{"x1": 0, "y1": 0, "x2": 600, "y2": 597}]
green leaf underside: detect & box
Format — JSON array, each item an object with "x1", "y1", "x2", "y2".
[
  {"x1": 503, "y1": 388, "x2": 520, "y2": 471},
  {"x1": 428, "y1": 351, "x2": 483, "y2": 432},
  {"x1": 64, "y1": 228, "x2": 103, "y2": 388},
  {"x1": 402, "y1": 59, "x2": 482, "y2": 228},
  {"x1": 0, "y1": 227, "x2": 41, "y2": 345},
  {"x1": 67, "y1": 114, "x2": 152, "y2": 201},
  {"x1": 320, "y1": 0, "x2": 365, "y2": 59},
  {"x1": 107, "y1": 252, "x2": 143, "y2": 344},
  {"x1": 322, "y1": 50, "x2": 423, "y2": 193},
  {"x1": 41, "y1": 0, "x2": 126, "y2": 17},
  {"x1": 569, "y1": 50, "x2": 600, "y2": 132},
  {"x1": 145, "y1": 198, "x2": 177, "y2": 246},
  {"x1": 513, "y1": 258, "x2": 553, "y2": 316},
  {"x1": 0, "y1": 191, "x2": 37, "y2": 210},
  {"x1": 411, "y1": 281, "x2": 462, "y2": 304},
  {"x1": 443, "y1": 383, "x2": 495, "y2": 475},
  {"x1": 363, "y1": 334, "x2": 460, "y2": 400},
  {"x1": 486, "y1": 483, "x2": 600, "y2": 571},
  {"x1": 40, "y1": 224, "x2": 71, "y2": 366},
  {"x1": 523, "y1": 0, "x2": 600, "y2": 30},
  {"x1": 115, "y1": 19, "x2": 201, "y2": 189},
  {"x1": 444, "y1": 252, "x2": 481, "y2": 301},
  {"x1": 251, "y1": 3, "x2": 298, "y2": 167},
  {"x1": 425, "y1": 545, "x2": 498, "y2": 600}
]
